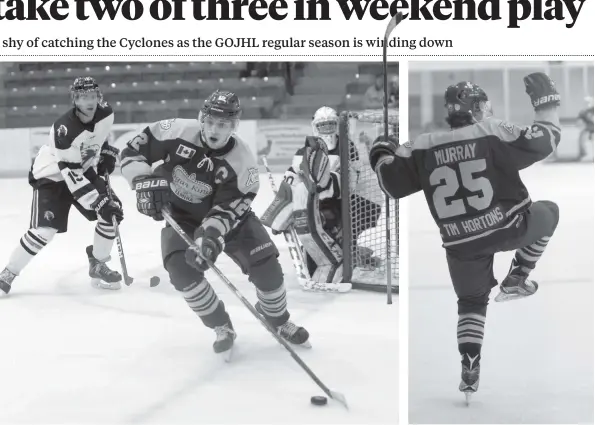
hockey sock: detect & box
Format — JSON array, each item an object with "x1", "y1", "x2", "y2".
[
  {"x1": 7, "y1": 227, "x2": 56, "y2": 274},
  {"x1": 256, "y1": 285, "x2": 289, "y2": 327},
  {"x1": 509, "y1": 236, "x2": 550, "y2": 278},
  {"x1": 92, "y1": 220, "x2": 116, "y2": 261},
  {"x1": 180, "y1": 279, "x2": 229, "y2": 328},
  {"x1": 457, "y1": 313, "x2": 485, "y2": 358}
]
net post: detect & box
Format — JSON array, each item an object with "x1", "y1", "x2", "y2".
[{"x1": 339, "y1": 110, "x2": 353, "y2": 285}]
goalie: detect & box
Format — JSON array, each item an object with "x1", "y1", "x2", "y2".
[{"x1": 261, "y1": 107, "x2": 382, "y2": 291}]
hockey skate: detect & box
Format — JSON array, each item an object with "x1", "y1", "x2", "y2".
[
  {"x1": 256, "y1": 302, "x2": 311, "y2": 348},
  {"x1": 459, "y1": 353, "x2": 481, "y2": 405},
  {"x1": 86, "y1": 246, "x2": 122, "y2": 290},
  {"x1": 0, "y1": 268, "x2": 16, "y2": 296},
  {"x1": 495, "y1": 274, "x2": 539, "y2": 302},
  {"x1": 213, "y1": 321, "x2": 236, "y2": 362}
]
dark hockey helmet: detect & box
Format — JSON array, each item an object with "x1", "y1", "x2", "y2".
[
  {"x1": 200, "y1": 90, "x2": 242, "y2": 120},
  {"x1": 444, "y1": 81, "x2": 490, "y2": 128},
  {"x1": 70, "y1": 76, "x2": 103, "y2": 104}
]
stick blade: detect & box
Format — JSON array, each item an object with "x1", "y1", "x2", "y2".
[
  {"x1": 384, "y1": 12, "x2": 404, "y2": 39},
  {"x1": 329, "y1": 390, "x2": 349, "y2": 410},
  {"x1": 124, "y1": 276, "x2": 134, "y2": 286}
]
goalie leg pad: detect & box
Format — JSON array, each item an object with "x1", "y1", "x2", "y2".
[{"x1": 260, "y1": 180, "x2": 295, "y2": 233}]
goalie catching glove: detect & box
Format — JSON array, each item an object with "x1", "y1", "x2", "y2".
[
  {"x1": 133, "y1": 176, "x2": 170, "y2": 221},
  {"x1": 185, "y1": 227, "x2": 225, "y2": 273},
  {"x1": 524, "y1": 72, "x2": 561, "y2": 111}
]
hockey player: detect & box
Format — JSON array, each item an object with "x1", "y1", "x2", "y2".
[
  {"x1": 577, "y1": 97, "x2": 594, "y2": 160},
  {"x1": 262, "y1": 107, "x2": 382, "y2": 290},
  {"x1": 0, "y1": 77, "x2": 124, "y2": 296},
  {"x1": 119, "y1": 90, "x2": 310, "y2": 356},
  {"x1": 369, "y1": 74, "x2": 562, "y2": 398}
]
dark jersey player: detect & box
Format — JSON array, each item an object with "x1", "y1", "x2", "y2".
[
  {"x1": 0, "y1": 77, "x2": 124, "y2": 296},
  {"x1": 369, "y1": 73, "x2": 562, "y2": 399},
  {"x1": 119, "y1": 90, "x2": 310, "y2": 357}
]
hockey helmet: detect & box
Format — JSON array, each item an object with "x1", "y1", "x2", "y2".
[
  {"x1": 199, "y1": 90, "x2": 242, "y2": 150},
  {"x1": 312, "y1": 106, "x2": 339, "y2": 150},
  {"x1": 444, "y1": 81, "x2": 491, "y2": 128},
  {"x1": 70, "y1": 76, "x2": 102, "y2": 120}
]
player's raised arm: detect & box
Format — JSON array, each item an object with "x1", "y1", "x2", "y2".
[
  {"x1": 369, "y1": 134, "x2": 422, "y2": 199},
  {"x1": 490, "y1": 72, "x2": 562, "y2": 170}
]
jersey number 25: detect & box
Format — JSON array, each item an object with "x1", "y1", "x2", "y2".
[{"x1": 430, "y1": 159, "x2": 494, "y2": 219}]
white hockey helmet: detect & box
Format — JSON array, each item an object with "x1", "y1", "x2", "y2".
[{"x1": 312, "y1": 106, "x2": 339, "y2": 150}]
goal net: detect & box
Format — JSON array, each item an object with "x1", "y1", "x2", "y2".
[{"x1": 338, "y1": 110, "x2": 399, "y2": 293}]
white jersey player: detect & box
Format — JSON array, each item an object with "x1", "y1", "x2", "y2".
[{"x1": 0, "y1": 77, "x2": 124, "y2": 296}]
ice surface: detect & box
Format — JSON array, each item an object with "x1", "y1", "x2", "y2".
[
  {"x1": 0, "y1": 173, "x2": 397, "y2": 424},
  {"x1": 408, "y1": 163, "x2": 594, "y2": 424}
]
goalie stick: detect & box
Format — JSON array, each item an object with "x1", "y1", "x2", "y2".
[
  {"x1": 382, "y1": 12, "x2": 403, "y2": 304},
  {"x1": 161, "y1": 206, "x2": 348, "y2": 409},
  {"x1": 261, "y1": 156, "x2": 350, "y2": 293}
]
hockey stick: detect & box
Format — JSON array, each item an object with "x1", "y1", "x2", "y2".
[
  {"x1": 382, "y1": 12, "x2": 403, "y2": 305},
  {"x1": 161, "y1": 207, "x2": 348, "y2": 409},
  {"x1": 104, "y1": 172, "x2": 134, "y2": 286}
]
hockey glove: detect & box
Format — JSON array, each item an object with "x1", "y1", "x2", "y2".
[
  {"x1": 97, "y1": 143, "x2": 120, "y2": 176},
  {"x1": 133, "y1": 176, "x2": 170, "y2": 221},
  {"x1": 92, "y1": 194, "x2": 124, "y2": 224},
  {"x1": 369, "y1": 134, "x2": 399, "y2": 172},
  {"x1": 524, "y1": 72, "x2": 561, "y2": 111},
  {"x1": 185, "y1": 227, "x2": 224, "y2": 272},
  {"x1": 300, "y1": 136, "x2": 331, "y2": 193}
]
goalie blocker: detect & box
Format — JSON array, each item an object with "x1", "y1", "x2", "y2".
[{"x1": 261, "y1": 136, "x2": 344, "y2": 284}]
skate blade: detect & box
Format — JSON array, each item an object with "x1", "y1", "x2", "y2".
[
  {"x1": 218, "y1": 346, "x2": 234, "y2": 363},
  {"x1": 464, "y1": 391, "x2": 473, "y2": 406},
  {"x1": 296, "y1": 340, "x2": 312, "y2": 349},
  {"x1": 495, "y1": 291, "x2": 532, "y2": 302},
  {"x1": 91, "y1": 278, "x2": 122, "y2": 290}
]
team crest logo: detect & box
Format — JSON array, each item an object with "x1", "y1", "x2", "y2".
[
  {"x1": 57, "y1": 125, "x2": 68, "y2": 137},
  {"x1": 176, "y1": 145, "x2": 196, "y2": 159},
  {"x1": 499, "y1": 121, "x2": 515, "y2": 134},
  {"x1": 81, "y1": 144, "x2": 100, "y2": 167},
  {"x1": 245, "y1": 167, "x2": 259, "y2": 188},
  {"x1": 160, "y1": 119, "x2": 176, "y2": 130},
  {"x1": 44, "y1": 211, "x2": 54, "y2": 221},
  {"x1": 171, "y1": 166, "x2": 213, "y2": 204}
]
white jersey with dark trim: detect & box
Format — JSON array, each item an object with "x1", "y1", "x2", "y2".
[
  {"x1": 376, "y1": 115, "x2": 562, "y2": 247},
  {"x1": 30, "y1": 103, "x2": 114, "y2": 210}
]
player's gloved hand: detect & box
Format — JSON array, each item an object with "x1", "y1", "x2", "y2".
[
  {"x1": 92, "y1": 194, "x2": 124, "y2": 224},
  {"x1": 300, "y1": 136, "x2": 331, "y2": 193},
  {"x1": 524, "y1": 72, "x2": 561, "y2": 111},
  {"x1": 97, "y1": 143, "x2": 120, "y2": 176},
  {"x1": 133, "y1": 176, "x2": 170, "y2": 221},
  {"x1": 369, "y1": 134, "x2": 399, "y2": 171},
  {"x1": 185, "y1": 227, "x2": 224, "y2": 272}
]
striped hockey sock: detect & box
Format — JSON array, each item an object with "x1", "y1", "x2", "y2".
[
  {"x1": 7, "y1": 228, "x2": 53, "y2": 274},
  {"x1": 256, "y1": 285, "x2": 290, "y2": 327},
  {"x1": 457, "y1": 313, "x2": 486, "y2": 357},
  {"x1": 92, "y1": 220, "x2": 116, "y2": 261},
  {"x1": 510, "y1": 236, "x2": 550, "y2": 277},
  {"x1": 180, "y1": 279, "x2": 228, "y2": 328}
]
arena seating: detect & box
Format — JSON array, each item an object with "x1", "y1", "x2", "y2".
[{"x1": 0, "y1": 62, "x2": 399, "y2": 128}]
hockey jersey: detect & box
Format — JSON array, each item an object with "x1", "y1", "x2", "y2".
[
  {"x1": 120, "y1": 118, "x2": 259, "y2": 239},
  {"x1": 30, "y1": 104, "x2": 114, "y2": 210},
  {"x1": 377, "y1": 115, "x2": 562, "y2": 247}
]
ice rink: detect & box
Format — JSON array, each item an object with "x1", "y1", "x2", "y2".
[
  {"x1": 408, "y1": 163, "x2": 594, "y2": 424},
  {"x1": 0, "y1": 172, "x2": 398, "y2": 424}
]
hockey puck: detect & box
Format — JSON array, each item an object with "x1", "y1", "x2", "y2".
[
  {"x1": 149, "y1": 276, "x2": 160, "y2": 287},
  {"x1": 310, "y1": 396, "x2": 328, "y2": 406}
]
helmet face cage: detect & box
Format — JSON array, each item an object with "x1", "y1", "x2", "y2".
[{"x1": 312, "y1": 106, "x2": 339, "y2": 150}]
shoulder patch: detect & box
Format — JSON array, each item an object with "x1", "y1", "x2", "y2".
[
  {"x1": 160, "y1": 119, "x2": 176, "y2": 130},
  {"x1": 499, "y1": 121, "x2": 515, "y2": 134},
  {"x1": 245, "y1": 167, "x2": 259, "y2": 188},
  {"x1": 57, "y1": 125, "x2": 68, "y2": 137}
]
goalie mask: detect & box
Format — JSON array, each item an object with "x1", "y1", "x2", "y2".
[
  {"x1": 199, "y1": 90, "x2": 241, "y2": 150},
  {"x1": 444, "y1": 82, "x2": 492, "y2": 129},
  {"x1": 312, "y1": 106, "x2": 339, "y2": 151},
  {"x1": 71, "y1": 76, "x2": 102, "y2": 121}
]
